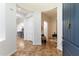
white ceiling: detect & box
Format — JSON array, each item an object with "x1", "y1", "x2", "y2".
[
  {"x1": 16, "y1": 3, "x2": 58, "y2": 25},
  {"x1": 16, "y1": 3, "x2": 59, "y2": 12}
]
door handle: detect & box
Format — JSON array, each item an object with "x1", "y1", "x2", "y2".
[
  {"x1": 62, "y1": 36, "x2": 64, "y2": 39},
  {"x1": 68, "y1": 23, "x2": 71, "y2": 29}
]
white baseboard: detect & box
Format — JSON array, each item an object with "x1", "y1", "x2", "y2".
[{"x1": 8, "y1": 49, "x2": 16, "y2": 56}]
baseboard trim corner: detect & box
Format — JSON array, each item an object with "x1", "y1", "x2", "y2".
[{"x1": 8, "y1": 49, "x2": 16, "y2": 56}]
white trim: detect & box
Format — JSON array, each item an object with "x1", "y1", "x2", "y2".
[
  {"x1": 8, "y1": 49, "x2": 16, "y2": 56},
  {"x1": 57, "y1": 3, "x2": 63, "y2": 51}
]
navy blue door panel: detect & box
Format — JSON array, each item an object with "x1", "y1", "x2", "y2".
[
  {"x1": 63, "y1": 40, "x2": 79, "y2": 56},
  {"x1": 73, "y1": 4, "x2": 79, "y2": 46},
  {"x1": 63, "y1": 41, "x2": 71, "y2": 56},
  {"x1": 63, "y1": 4, "x2": 70, "y2": 56},
  {"x1": 63, "y1": 4, "x2": 71, "y2": 42},
  {"x1": 70, "y1": 4, "x2": 75, "y2": 43},
  {"x1": 63, "y1": 3, "x2": 79, "y2": 56}
]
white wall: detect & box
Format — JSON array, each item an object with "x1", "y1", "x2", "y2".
[
  {"x1": 48, "y1": 17, "x2": 57, "y2": 39},
  {"x1": 0, "y1": 4, "x2": 5, "y2": 42},
  {"x1": 24, "y1": 12, "x2": 41, "y2": 45},
  {"x1": 0, "y1": 3, "x2": 16, "y2": 56},
  {"x1": 24, "y1": 16, "x2": 34, "y2": 42},
  {"x1": 33, "y1": 12, "x2": 41, "y2": 45},
  {"x1": 57, "y1": 4, "x2": 62, "y2": 51}
]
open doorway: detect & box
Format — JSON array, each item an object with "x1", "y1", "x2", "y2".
[
  {"x1": 41, "y1": 8, "x2": 57, "y2": 45},
  {"x1": 16, "y1": 5, "x2": 34, "y2": 49},
  {"x1": 12, "y1": 3, "x2": 62, "y2": 56},
  {"x1": 16, "y1": 5, "x2": 25, "y2": 49}
]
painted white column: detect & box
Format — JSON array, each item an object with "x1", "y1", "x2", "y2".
[
  {"x1": 0, "y1": 3, "x2": 5, "y2": 42},
  {"x1": 57, "y1": 4, "x2": 62, "y2": 51},
  {"x1": 24, "y1": 12, "x2": 41, "y2": 45},
  {"x1": 24, "y1": 16, "x2": 34, "y2": 42},
  {"x1": 33, "y1": 12, "x2": 41, "y2": 45},
  {"x1": 0, "y1": 3, "x2": 16, "y2": 56}
]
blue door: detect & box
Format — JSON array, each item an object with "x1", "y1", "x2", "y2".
[
  {"x1": 63, "y1": 3, "x2": 79, "y2": 56},
  {"x1": 73, "y1": 4, "x2": 79, "y2": 46}
]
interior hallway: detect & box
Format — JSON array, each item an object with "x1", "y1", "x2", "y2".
[{"x1": 12, "y1": 37, "x2": 62, "y2": 56}]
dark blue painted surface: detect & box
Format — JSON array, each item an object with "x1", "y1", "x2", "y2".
[
  {"x1": 63, "y1": 3, "x2": 79, "y2": 56},
  {"x1": 63, "y1": 41, "x2": 71, "y2": 56},
  {"x1": 74, "y1": 4, "x2": 79, "y2": 46},
  {"x1": 63, "y1": 4, "x2": 70, "y2": 42},
  {"x1": 63, "y1": 40, "x2": 79, "y2": 56},
  {"x1": 70, "y1": 4, "x2": 75, "y2": 44}
]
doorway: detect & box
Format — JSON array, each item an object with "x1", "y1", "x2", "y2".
[
  {"x1": 41, "y1": 8, "x2": 57, "y2": 45},
  {"x1": 13, "y1": 3, "x2": 62, "y2": 56}
]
